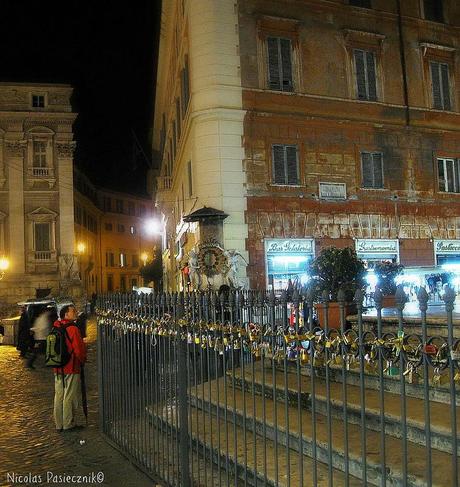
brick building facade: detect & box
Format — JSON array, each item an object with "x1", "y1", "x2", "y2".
[{"x1": 153, "y1": 0, "x2": 460, "y2": 292}]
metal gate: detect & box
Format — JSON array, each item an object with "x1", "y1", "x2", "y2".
[{"x1": 97, "y1": 287, "x2": 459, "y2": 486}]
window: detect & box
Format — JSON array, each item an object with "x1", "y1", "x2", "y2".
[
  {"x1": 117, "y1": 224, "x2": 125, "y2": 233},
  {"x1": 132, "y1": 254, "x2": 139, "y2": 267},
  {"x1": 272, "y1": 144, "x2": 299, "y2": 185},
  {"x1": 103, "y1": 197, "x2": 112, "y2": 212},
  {"x1": 361, "y1": 152, "x2": 384, "y2": 189},
  {"x1": 32, "y1": 95, "x2": 45, "y2": 108},
  {"x1": 267, "y1": 37, "x2": 293, "y2": 92},
  {"x1": 430, "y1": 61, "x2": 451, "y2": 110},
  {"x1": 131, "y1": 279, "x2": 138, "y2": 288},
  {"x1": 107, "y1": 275, "x2": 113, "y2": 292},
  {"x1": 34, "y1": 223, "x2": 50, "y2": 251},
  {"x1": 130, "y1": 225, "x2": 136, "y2": 235},
  {"x1": 115, "y1": 199, "x2": 124, "y2": 213},
  {"x1": 139, "y1": 205, "x2": 146, "y2": 217},
  {"x1": 438, "y1": 158, "x2": 460, "y2": 193},
  {"x1": 33, "y1": 141, "x2": 47, "y2": 167},
  {"x1": 120, "y1": 275, "x2": 126, "y2": 291},
  {"x1": 128, "y1": 201, "x2": 135, "y2": 216},
  {"x1": 105, "y1": 252, "x2": 114, "y2": 267},
  {"x1": 423, "y1": 0, "x2": 444, "y2": 22},
  {"x1": 187, "y1": 160, "x2": 193, "y2": 197},
  {"x1": 349, "y1": 0, "x2": 371, "y2": 7},
  {"x1": 105, "y1": 223, "x2": 112, "y2": 231},
  {"x1": 120, "y1": 253, "x2": 126, "y2": 268},
  {"x1": 354, "y1": 49, "x2": 377, "y2": 101}
]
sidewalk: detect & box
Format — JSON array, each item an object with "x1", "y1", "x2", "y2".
[{"x1": 0, "y1": 319, "x2": 154, "y2": 487}]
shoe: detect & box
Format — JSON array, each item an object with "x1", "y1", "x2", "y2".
[{"x1": 63, "y1": 425, "x2": 85, "y2": 432}]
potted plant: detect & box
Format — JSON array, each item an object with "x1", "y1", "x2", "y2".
[
  {"x1": 308, "y1": 246, "x2": 366, "y2": 329},
  {"x1": 373, "y1": 261, "x2": 404, "y2": 308}
]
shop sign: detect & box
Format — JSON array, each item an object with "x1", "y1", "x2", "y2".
[
  {"x1": 434, "y1": 240, "x2": 460, "y2": 254},
  {"x1": 356, "y1": 239, "x2": 399, "y2": 254},
  {"x1": 319, "y1": 182, "x2": 347, "y2": 200},
  {"x1": 265, "y1": 239, "x2": 314, "y2": 254}
]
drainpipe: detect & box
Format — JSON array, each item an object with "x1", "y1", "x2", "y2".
[{"x1": 397, "y1": 0, "x2": 410, "y2": 126}]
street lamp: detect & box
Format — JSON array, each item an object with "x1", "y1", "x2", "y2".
[
  {"x1": 0, "y1": 256, "x2": 9, "y2": 280},
  {"x1": 77, "y1": 242, "x2": 86, "y2": 254},
  {"x1": 141, "y1": 252, "x2": 149, "y2": 266}
]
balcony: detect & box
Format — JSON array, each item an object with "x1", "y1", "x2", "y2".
[
  {"x1": 35, "y1": 251, "x2": 52, "y2": 260},
  {"x1": 32, "y1": 167, "x2": 49, "y2": 177},
  {"x1": 27, "y1": 249, "x2": 58, "y2": 272},
  {"x1": 157, "y1": 176, "x2": 172, "y2": 190},
  {"x1": 27, "y1": 166, "x2": 56, "y2": 188}
]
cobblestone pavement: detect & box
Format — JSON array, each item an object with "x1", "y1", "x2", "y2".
[{"x1": 0, "y1": 319, "x2": 155, "y2": 487}]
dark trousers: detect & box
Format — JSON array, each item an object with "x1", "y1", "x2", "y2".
[{"x1": 26, "y1": 341, "x2": 45, "y2": 368}]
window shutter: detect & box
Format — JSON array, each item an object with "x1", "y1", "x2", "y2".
[
  {"x1": 187, "y1": 160, "x2": 193, "y2": 197},
  {"x1": 431, "y1": 62, "x2": 443, "y2": 109},
  {"x1": 267, "y1": 37, "x2": 281, "y2": 91},
  {"x1": 440, "y1": 63, "x2": 451, "y2": 110},
  {"x1": 372, "y1": 153, "x2": 383, "y2": 188},
  {"x1": 286, "y1": 146, "x2": 299, "y2": 184},
  {"x1": 272, "y1": 145, "x2": 286, "y2": 184},
  {"x1": 438, "y1": 159, "x2": 446, "y2": 191},
  {"x1": 365, "y1": 52, "x2": 377, "y2": 101},
  {"x1": 354, "y1": 50, "x2": 367, "y2": 100},
  {"x1": 361, "y1": 152, "x2": 373, "y2": 187},
  {"x1": 280, "y1": 38, "x2": 293, "y2": 92}
]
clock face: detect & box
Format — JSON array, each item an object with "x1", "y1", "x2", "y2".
[
  {"x1": 197, "y1": 242, "x2": 227, "y2": 278},
  {"x1": 203, "y1": 251, "x2": 216, "y2": 267}
]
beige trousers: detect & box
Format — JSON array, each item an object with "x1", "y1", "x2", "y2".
[{"x1": 53, "y1": 373, "x2": 81, "y2": 430}]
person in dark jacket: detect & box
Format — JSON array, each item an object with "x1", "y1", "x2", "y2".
[
  {"x1": 53, "y1": 305, "x2": 87, "y2": 432},
  {"x1": 17, "y1": 307, "x2": 32, "y2": 358}
]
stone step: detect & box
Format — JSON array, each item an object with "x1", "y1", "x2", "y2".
[
  {"x1": 229, "y1": 363, "x2": 460, "y2": 455},
  {"x1": 189, "y1": 376, "x2": 453, "y2": 487},
  {"x1": 148, "y1": 403, "x2": 362, "y2": 487}
]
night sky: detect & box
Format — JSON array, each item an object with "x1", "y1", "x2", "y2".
[{"x1": 0, "y1": 1, "x2": 160, "y2": 195}]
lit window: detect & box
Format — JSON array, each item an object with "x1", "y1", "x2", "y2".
[
  {"x1": 130, "y1": 225, "x2": 136, "y2": 235},
  {"x1": 120, "y1": 253, "x2": 126, "y2": 268}
]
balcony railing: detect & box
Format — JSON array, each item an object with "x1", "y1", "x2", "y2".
[
  {"x1": 31, "y1": 167, "x2": 50, "y2": 177},
  {"x1": 34, "y1": 251, "x2": 52, "y2": 261},
  {"x1": 157, "y1": 176, "x2": 172, "y2": 190}
]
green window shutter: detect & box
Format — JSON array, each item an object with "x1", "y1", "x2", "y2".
[
  {"x1": 272, "y1": 145, "x2": 286, "y2": 184},
  {"x1": 35, "y1": 223, "x2": 50, "y2": 251},
  {"x1": 366, "y1": 51, "x2": 377, "y2": 101},
  {"x1": 361, "y1": 152, "x2": 373, "y2": 187},
  {"x1": 286, "y1": 145, "x2": 299, "y2": 184},
  {"x1": 431, "y1": 62, "x2": 443, "y2": 109},
  {"x1": 280, "y1": 38, "x2": 293, "y2": 92},
  {"x1": 267, "y1": 37, "x2": 281, "y2": 91},
  {"x1": 440, "y1": 63, "x2": 451, "y2": 110},
  {"x1": 354, "y1": 49, "x2": 367, "y2": 100},
  {"x1": 372, "y1": 152, "x2": 383, "y2": 188}
]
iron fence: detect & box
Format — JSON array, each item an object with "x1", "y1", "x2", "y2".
[{"x1": 96, "y1": 286, "x2": 460, "y2": 487}]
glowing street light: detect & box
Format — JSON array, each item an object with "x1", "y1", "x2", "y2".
[
  {"x1": 77, "y1": 242, "x2": 86, "y2": 254},
  {"x1": 144, "y1": 219, "x2": 162, "y2": 236},
  {"x1": 0, "y1": 256, "x2": 9, "y2": 280},
  {"x1": 141, "y1": 252, "x2": 149, "y2": 266}
]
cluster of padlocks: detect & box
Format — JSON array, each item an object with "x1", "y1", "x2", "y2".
[{"x1": 97, "y1": 307, "x2": 460, "y2": 386}]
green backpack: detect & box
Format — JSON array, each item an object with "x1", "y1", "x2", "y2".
[{"x1": 45, "y1": 324, "x2": 72, "y2": 367}]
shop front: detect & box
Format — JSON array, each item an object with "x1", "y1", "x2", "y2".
[
  {"x1": 265, "y1": 239, "x2": 315, "y2": 291},
  {"x1": 355, "y1": 239, "x2": 399, "y2": 268}
]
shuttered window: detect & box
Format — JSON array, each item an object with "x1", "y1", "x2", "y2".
[
  {"x1": 34, "y1": 223, "x2": 51, "y2": 251},
  {"x1": 438, "y1": 158, "x2": 460, "y2": 193},
  {"x1": 267, "y1": 37, "x2": 293, "y2": 92},
  {"x1": 354, "y1": 49, "x2": 377, "y2": 101},
  {"x1": 423, "y1": 0, "x2": 444, "y2": 22},
  {"x1": 361, "y1": 152, "x2": 384, "y2": 189},
  {"x1": 187, "y1": 160, "x2": 193, "y2": 197},
  {"x1": 272, "y1": 144, "x2": 299, "y2": 185},
  {"x1": 430, "y1": 61, "x2": 451, "y2": 110}
]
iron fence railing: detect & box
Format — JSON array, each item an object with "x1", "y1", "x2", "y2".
[{"x1": 97, "y1": 286, "x2": 460, "y2": 487}]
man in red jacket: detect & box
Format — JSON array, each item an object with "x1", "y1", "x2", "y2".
[{"x1": 53, "y1": 304, "x2": 87, "y2": 432}]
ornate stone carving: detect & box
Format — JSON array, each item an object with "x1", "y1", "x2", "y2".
[
  {"x1": 48, "y1": 93, "x2": 69, "y2": 105},
  {"x1": 4, "y1": 140, "x2": 26, "y2": 157},
  {"x1": 56, "y1": 141, "x2": 76, "y2": 158},
  {"x1": 59, "y1": 253, "x2": 80, "y2": 280}
]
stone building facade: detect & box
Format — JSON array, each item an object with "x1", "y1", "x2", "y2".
[
  {"x1": 74, "y1": 169, "x2": 156, "y2": 295},
  {"x1": 153, "y1": 0, "x2": 460, "y2": 291},
  {"x1": 0, "y1": 83, "x2": 81, "y2": 307}
]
